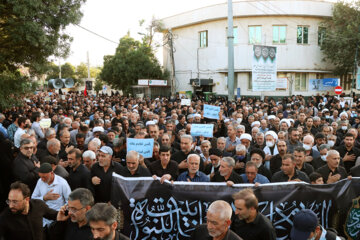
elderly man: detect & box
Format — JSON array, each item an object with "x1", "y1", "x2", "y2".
[
  {"x1": 249, "y1": 148, "x2": 272, "y2": 180},
  {"x1": 38, "y1": 138, "x2": 61, "y2": 163},
  {"x1": 82, "y1": 150, "x2": 96, "y2": 171},
  {"x1": 37, "y1": 128, "x2": 56, "y2": 152},
  {"x1": 225, "y1": 124, "x2": 241, "y2": 154},
  {"x1": 204, "y1": 148, "x2": 223, "y2": 179},
  {"x1": 239, "y1": 133, "x2": 252, "y2": 153},
  {"x1": 191, "y1": 200, "x2": 242, "y2": 240},
  {"x1": 50, "y1": 188, "x2": 94, "y2": 240},
  {"x1": 271, "y1": 154, "x2": 310, "y2": 183},
  {"x1": 58, "y1": 130, "x2": 75, "y2": 164},
  {"x1": 86, "y1": 203, "x2": 130, "y2": 240},
  {"x1": 121, "y1": 150, "x2": 151, "y2": 177},
  {"x1": 150, "y1": 146, "x2": 178, "y2": 183},
  {"x1": 12, "y1": 138, "x2": 40, "y2": 191},
  {"x1": 0, "y1": 182, "x2": 57, "y2": 240},
  {"x1": 231, "y1": 189, "x2": 276, "y2": 240},
  {"x1": 171, "y1": 134, "x2": 203, "y2": 172},
  {"x1": 217, "y1": 137, "x2": 232, "y2": 157},
  {"x1": 199, "y1": 140, "x2": 211, "y2": 165},
  {"x1": 311, "y1": 144, "x2": 330, "y2": 170},
  {"x1": 31, "y1": 163, "x2": 71, "y2": 226},
  {"x1": 240, "y1": 161, "x2": 269, "y2": 184},
  {"x1": 91, "y1": 146, "x2": 124, "y2": 203},
  {"x1": 316, "y1": 150, "x2": 347, "y2": 184},
  {"x1": 263, "y1": 131, "x2": 278, "y2": 166},
  {"x1": 211, "y1": 157, "x2": 243, "y2": 184},
  {"x1": 302, "y1": 135, "x2": 320, "y2": 162},
  {"x1": 177, "y1": 154, "x2": 209, "y2": 182}
]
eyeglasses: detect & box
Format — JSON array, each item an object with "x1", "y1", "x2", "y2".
[
  {"x1": 22, "y1": 146, "x2": 34, "y2": 150},
  {"x1": 6, "y1": 199, "x2": 23, "y2": 205},
  {"x1": 66, "y1": 205, "x2": 85, "y2": 214}
]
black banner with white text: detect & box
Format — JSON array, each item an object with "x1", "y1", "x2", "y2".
[{"x1": 111, "y1": 174, "x2": 360, "y2": 240}]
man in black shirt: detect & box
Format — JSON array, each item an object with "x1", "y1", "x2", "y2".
[
  {"x1": 150, "y1": 146, "x2": 178, "y2": 182},
  {"x1": 191, "y1": 200, "x2": 242, "y2": 240},
  {"x1": 316, "y1": 150, "x2": 347, "y2": 184},
  {"x1": 121, "y1": 150, "x2": 151, "y2": 177},
  {"x1": 0, "y1": 181, "x2": 57, "y2": 240},
  {"x1": 231, "y1": 188, "x2": 276, "y2": 240},
  {"x1": 293, "y1": 146, "x2": 314, "y2": 177},
  {"x1": 336, "y1": 132, "x2": 360, "y2": 173},
  {"x1": 50, "y1": 188, "x2": 94, "y2": 240},
  {"x1": 171, "y1": 134, "x2": 204, "y2": 172},
  {"x1": 204, "y1": 148, "x2": 222, "y2": 179},
  {"x1": 271, "y1": 154, "x2": 310, "y2": 183},
  {"x1": 269, "y1": 140, "x2": 287, "y2": 175},
  {"x1": 211, "y1": 157, "x2": 243, "y2": 185},
  {"x1": 350, "y1": 164, "x2": 360, "y2": 176},
  {"x1": 91, "y1": 146, "x2": 124, "y2": 203},
  {"x1": 67, "y1": 148, "x2": 92, "y2": 191}
]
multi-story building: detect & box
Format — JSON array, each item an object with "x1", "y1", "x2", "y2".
[{"x1": 162, "y1": 0, "x2": 348, "y2": 97}]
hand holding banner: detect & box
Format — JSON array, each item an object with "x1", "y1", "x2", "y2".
[
  {"x1": 190, "y1": 124, "x2": 214, "y2": 138},
  {"x1": 203, "y1": 104, "x2": 220, "y2": 119},
  {"x1": 127, "y1": 138, "x2": 154, "y2": 158}
]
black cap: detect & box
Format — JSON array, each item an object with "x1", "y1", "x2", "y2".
[
  {"x1": 209, "y1": 148, "x2": 223, "y2": 157},
  {"x1": 250, "y1": 148, "x2": 265, "y2": 160},
  {"x1": 39, "y1": 163, "x2": 53, "y2": 173}
]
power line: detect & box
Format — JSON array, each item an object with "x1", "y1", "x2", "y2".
[{"x1": 75, "y1": 24, "x2": 119, "y2": 45}]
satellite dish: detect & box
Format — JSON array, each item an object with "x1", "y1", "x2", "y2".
[
  {"x1": 48, "y1": 79, "x2": 64, "y2": 89},
  {"x1": 62, "y1": 78, "x2": 74, "y2": 88}
]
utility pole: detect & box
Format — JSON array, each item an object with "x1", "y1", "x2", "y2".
[
  {"x1": 87, "y1": 51, "x2": 91, "y2": 80},
  {"x1": 168, "y1": 29, "x2": 176, "y2": 97},
  {"x1": 227, "y1": 0, "x2": 235, "y2": 101}
]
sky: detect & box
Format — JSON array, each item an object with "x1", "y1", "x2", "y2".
[{"x1": 64, "y1": 0, "x2": 226, "y2": 67}]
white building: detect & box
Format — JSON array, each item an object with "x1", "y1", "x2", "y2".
[{"x1": 162, "y1": 0, "x2": 350, "y2": 97}]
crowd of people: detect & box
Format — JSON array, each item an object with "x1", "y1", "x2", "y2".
[{"x1": 0, "y1": 90, "x2": 359, "y2": 240}]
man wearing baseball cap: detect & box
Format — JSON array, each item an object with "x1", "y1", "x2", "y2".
[{"x1": 291, "y1": 209, "x2": 343, "y2": 240}]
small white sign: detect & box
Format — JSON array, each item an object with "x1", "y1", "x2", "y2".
[
  {"x1": 138, "y1": 79, "x2": 149, "y2": 86},
  {"x1": 181, "y1": 99, "x2": 191, "y2": 106},
  {"x1": 39, "y1": 118, "x2": 51, "y2": 128},
  {"x1": 149, "y1": 80, "x2": 167, "y2": 86}
]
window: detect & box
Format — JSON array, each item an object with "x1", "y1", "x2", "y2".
[
  {"x1": 225, "y1": 27, "x2": 238, "y2": 45},
  {"x1": 249, "y1": 26, "x2": 261, "y2": 44},
  {"x1": 273, "y1": 26, "x2": 286, "y2": 44},
  {"x1": 297, "y1": 26, "x2": 309, "y2": 44},
  {"x1": 199, "y1": 30, "x2": 208, "y2": 48},
  {"x1": 295, "y1": 73, "x2": 307, "y2": 91},
  {"x1": 318, "y1": 27, "x2": 326, "y2": 45}
]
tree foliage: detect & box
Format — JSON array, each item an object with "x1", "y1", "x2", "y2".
[
  {"x1": 320, "y1": 1, "x2": 360, "y2": 76},
  {"x1": 100, "y1": 35, "x2": 167, "y2": 94},
  {"x1": 0, "y1": 0, "x2": 85, "y2": 109}
]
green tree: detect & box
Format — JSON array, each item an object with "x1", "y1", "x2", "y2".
[
  {"x1": 100, "y1": 35, "x2": 167, "y2": 94},
  {"x1": 138, "y1": 17, "x2": 164, "y2": 49},
  {"x1": 320, "y1": 1, "x2": 360, "y2": 77},
  {"x1": 76, "y1": 63, "x2": 102, "y2": 79},
  {"x1": 94, "y1": 79, "x2": 103, "y2": 94},
  {"x1": 0, "y1": 0, "x2": 85, "y2": 109}
]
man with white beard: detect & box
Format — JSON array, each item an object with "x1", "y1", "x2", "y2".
[{"x1": 191, "y1": 200, "x2": 242, "y2": 240}]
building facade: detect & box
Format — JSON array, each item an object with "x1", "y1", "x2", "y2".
[{"x1": 162, "y1": 0, "x2": 348, "y2": 97}]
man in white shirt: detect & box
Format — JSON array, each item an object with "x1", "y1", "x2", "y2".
[
  {"x1": 14, "y1": 117, "x2": 31, "y2": 148},
  {"x1": 31, "y1": 163, "x2": 71, "y2": 226}
]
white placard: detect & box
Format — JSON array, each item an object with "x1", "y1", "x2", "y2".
[
  {"x1": 149, "y1": 80, "x2": 167, "y2": 86},
  {"x1": 138, "y1": 79, "x2": 149, "y2": 86},
  {"x1": 39, "y1": 118, "x2": 51, "y2": 128},
  {"x1": 181, "y1": 99, "x2": 191, "y2": 106},
  {"x1": 252, "y1": 45, "x2": 277, "y2": 91}
]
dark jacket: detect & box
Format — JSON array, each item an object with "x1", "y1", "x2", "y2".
[
  {"x1": 0, "y1": 199, "x2": 57, "y2": 240},
  {"x1": 12, "y1": 152, "x2": 39, "y2": 191}
]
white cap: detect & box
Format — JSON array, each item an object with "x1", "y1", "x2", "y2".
[
  {"x1": 93, "y1": 126, "x2": 104, "y2": 132},
  {"x1": 280, "y1": 119, "x2": 291, "y2": 127},
  {"x1": 340, "y1": 112, "x2": 348, "y2": 118},
  {"x1": 240, "y1": 133, "x2": 252, "y2": 141},
  {"x1": 321, "y1": 108, "x2": 329, "y2": 113},
  {"x1": 224, "y1": 119, "x2": 230, "y2": 123},
  {"x1": 268, "y1": 115, "x2": 276, "y2": 120},
  {"x1": 146, "y1": 120, "x2": 156, "y2": 126},
  {"x1": 251, "y1": 121, "x2": 260, "y2": 128},
  {"x1": 265, "y1": 130, "x2": 278, "y2": 140}
]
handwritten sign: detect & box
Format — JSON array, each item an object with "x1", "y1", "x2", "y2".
[
  {"x1": 181, "y1": 99, "x2": 191, "y2": 106},
  {"x1": 127, "y1": 138, "x2": 154, "y2": 158},
  {"x1": 203, "y1": 104, "x2": 220, "y2": 119},
  {"x1": 39, "y1": 118, "x2": 51, "y2": 128},
  {"x1": 190, "y1": 124, "x2": 214, "y2": 138}
]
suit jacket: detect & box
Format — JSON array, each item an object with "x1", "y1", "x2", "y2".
[{"x1": 190, "y1": 224, "x2": 243, "y2": 240}]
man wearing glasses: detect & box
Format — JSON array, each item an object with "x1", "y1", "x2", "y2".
[
  {"x1": 12, "y1": 138, "x2": 40, "y2": 191},
  {"x1": 49, "y1": 188, "x2": 94, "y2": 240},
  {"x1": 0, "y1": 181, "x2": 57, "y2": 239}
]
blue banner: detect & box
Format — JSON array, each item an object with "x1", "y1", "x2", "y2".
[
  {"x1": 203, "y1": 104, "x2": 220, "y2": 120},
  {"x1": 323, "y1": 78, "x2": 340, "y2": 87},
  {"x1": 126, "y1": 138, "x2": 154, "y2": 158},
  {"x1": 190, "y1": 124, "x2": 214, "y2": 138}
]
